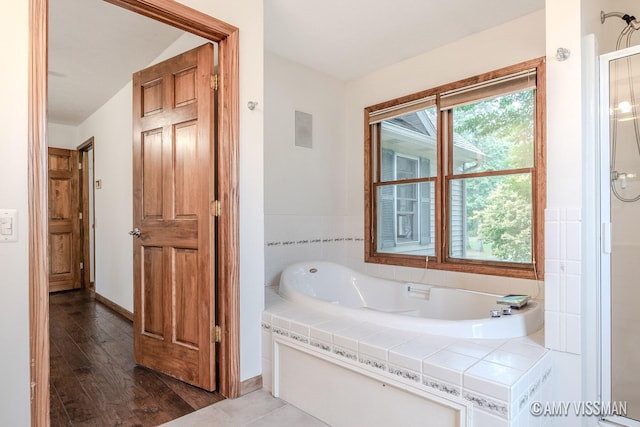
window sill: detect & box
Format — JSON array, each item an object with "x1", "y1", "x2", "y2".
[{"x1": 365, "y1": 253, "x2": 542, "y2": 280}]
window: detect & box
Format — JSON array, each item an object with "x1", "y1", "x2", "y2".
[{"x1": 365, "y1": 58, "x2": 545, "y2": 279}]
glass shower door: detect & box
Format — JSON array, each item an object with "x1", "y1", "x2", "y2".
[{"x1": 601, "y1": 45, "x2": 640, "y2": 426}]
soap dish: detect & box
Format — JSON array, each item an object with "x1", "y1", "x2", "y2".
[{"x1": 496, "y1": 294, "x2": 530, "y2": 309}]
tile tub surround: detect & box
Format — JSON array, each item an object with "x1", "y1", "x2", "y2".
[{"x1": 263, "y1": 289, "x2": 552, "y2": 426}]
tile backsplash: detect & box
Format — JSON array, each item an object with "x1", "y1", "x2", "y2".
[
  {"x1": 264, "y1": 214, "x2": 363, "y2": 286},
  {"x1": 544, "y1": 207, "x2": 582, "y2": 354},
  {"x1": 265, "y1": 214, "x2": 543, "y2": 302}
]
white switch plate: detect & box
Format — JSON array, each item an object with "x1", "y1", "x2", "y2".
[{"x1": 0, "y1": 209, "x2": 17, "y2": 242}]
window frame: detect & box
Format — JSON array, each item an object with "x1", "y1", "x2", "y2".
[{"x1": 364, "y1": 58, "x2": 546, "y2": 280}]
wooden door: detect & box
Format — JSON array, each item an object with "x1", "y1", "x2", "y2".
[
  {"x1": 132, "y1": 43, "x2": 217, "y2": 391},
  {"x1": 48, "y1": 147, "x2": 81, "y2": 292}
]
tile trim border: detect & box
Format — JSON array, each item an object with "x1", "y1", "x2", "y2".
[
  {"x1": 266, "y1": 236, "x2": 364, "y2": 247},
  {"x1": 463, "y1": 390, "x2": 509, "y2": 419},
  {"x1": 423, "y1": 376, "x2": 461, "y2": 398}
]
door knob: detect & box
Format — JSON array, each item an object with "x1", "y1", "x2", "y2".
[{"x1": 129, "y1": 228, "x2": 141, "y2": 238}]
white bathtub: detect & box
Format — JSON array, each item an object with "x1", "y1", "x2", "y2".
[{"x1": 278, "y1": 261, "x2": 543, "y2": 339}]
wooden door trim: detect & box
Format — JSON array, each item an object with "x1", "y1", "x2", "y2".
[
  {"x1": 78, "y1": 137, "x2": 94, "y2": 291},
  {"x1": 77, "y1": 136, "x2": 94, "y2": 151},
  {"x1": 29, "y1": 0, "x2": 50, "y2": 425},
  {"x1": 29, "y1": 0, "x2": 241, "y2": 424}
]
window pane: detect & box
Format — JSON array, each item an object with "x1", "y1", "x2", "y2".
[
  {"x1": 377, "y1": 182, "x2": 435, "y2": 256},
  {"x1": 451, "y1": 89, "x2": 534, "y2": 175},
  {"x1": 379, "y1": 107, "x2": 437, "y2": 181},
  {"x1": 450, "y1": 173, "x2": 532, "y2": 263},
  {"x1": 396, "y1": 156, "x2": 418, "y2": 180}
]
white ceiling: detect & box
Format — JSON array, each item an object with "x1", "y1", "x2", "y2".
[
  {"x1": 48, "y1": 0, "x2": 544, "y2": 126},
  {"x1": 48, "y1": 0, "x2": 184, "y2": 125},
  {"x1": 265, "y1": 0, "x2": 544, "y2": 81}
]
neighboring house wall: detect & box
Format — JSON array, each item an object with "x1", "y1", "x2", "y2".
[
  {"x1": 449, "y1": 179, "x2": 466, "y2": 258},
  {"x1": 378, "y1": 150, "x2": 437, "y2": 253},
  {"x1": 379, "y1": 149, "x2": 395, "y2": 249},
  {"x1": 419, "y1": 157, "x2": 433, "y2": 248}
]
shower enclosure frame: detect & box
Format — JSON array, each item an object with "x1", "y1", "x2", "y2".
[{"x1": 599, "y1": 43, "x2": 640, "y2": 427}]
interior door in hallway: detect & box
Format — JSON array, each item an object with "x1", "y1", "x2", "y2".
[
  {"x1": 48, "y1": 147, "x2": 81, "y2": 292},
  {"x1": 132, "y1": 43, "x2": 217, "y2": 391}
]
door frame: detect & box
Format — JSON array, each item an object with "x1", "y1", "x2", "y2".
[
  {"x1": 77, "y1": 137, "x2": 94, "y2": 291},
  {"x1": 28, "y1": 0, "x2": 241, "y2": 425}
]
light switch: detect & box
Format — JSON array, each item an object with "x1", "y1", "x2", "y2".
[{"x1": 0, "y1": 209, "x2": 17, "y2": 242}]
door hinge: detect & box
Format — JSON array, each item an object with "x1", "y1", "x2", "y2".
[
  {"x1": 211, "y1": 74, "x2": 219, "y2": 91},
  {"x1": 213, "y1": 325, "x2": 222, "y2": 343},
  {"x1": 80, "y1": 262, "x2": 84, "y2": 270},
  {"x1": 79, "y1": 212, "x2": 83, "y2": 220},
  {"x1": 78, "y1": 162, "x2": 82, "y2": 170},
  {"x1": 211, "y1": 200, "x2": 221, "y2": 217}
]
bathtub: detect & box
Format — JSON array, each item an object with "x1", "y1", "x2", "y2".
[{"x1": 278, "y1": 261, "x2": 543, "y2": 339}]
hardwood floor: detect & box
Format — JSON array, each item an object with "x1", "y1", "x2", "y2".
[{"x1": 50, "y1": 290, "x2": 224, "y2": 427}]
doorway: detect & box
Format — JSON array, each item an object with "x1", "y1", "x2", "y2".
[
  {"x1": 29, "y1": 0, "x2": 240, "y2": 424},
  {"x1": 77, "y1": 137, "x2": 95, "y2": 291},
  {"x1": 600, "y1": 44, "x2": 640, "y2": 426}
]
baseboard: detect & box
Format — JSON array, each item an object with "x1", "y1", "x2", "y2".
[
  {"x1": 239, "y1": 375, "x2": 263, "y2": 396},
  {"x1": 92, "y1": 291, "x2": 133, "y2": 322}
]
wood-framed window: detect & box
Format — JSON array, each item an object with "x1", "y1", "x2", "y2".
[{"x1": 364, "y1": 58, "x2": 546, "y2": 279}]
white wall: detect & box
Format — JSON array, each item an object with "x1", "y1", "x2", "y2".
[
  {"x1": 264, "y1": 52, "x2": 348, "y2": 285},
  {"x1": 544, "y1": 1, "x2": 585, "y2": 424},
  {"x1": 342, "y1": 10, "x2": 546, "y2": 297},
  {"x1": 48, "y1": 122, "x2": 80, "y2": 149},
  {"x1": 0, "y1": 3, "x2": 31, "y2": 425},
  {"x1": 597, "y1": 0, "x2": 640, "y2": 54},
  {"x1": 77, "y1": 81, "x2": 134, "y2": 310}
]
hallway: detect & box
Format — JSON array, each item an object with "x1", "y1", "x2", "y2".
[{"x1": 49, "y1": 290, "x2": 224, "y2": 426}]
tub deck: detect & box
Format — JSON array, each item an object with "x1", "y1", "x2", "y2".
[{"x1": 263, "y1": 286, "x2": 552, "y2": 427}]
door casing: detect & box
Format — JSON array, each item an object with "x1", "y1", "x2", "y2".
[
  {"x1": 77, "y1": 137, "x2": 95, "y2": 291},
  {"x1": 28, "y1": 1, "x2": 240, "y2": 425}
]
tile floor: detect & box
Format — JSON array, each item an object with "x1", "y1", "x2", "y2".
[{"x1": 159, "y1": 389, "x2": 328, "y2": 427}]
